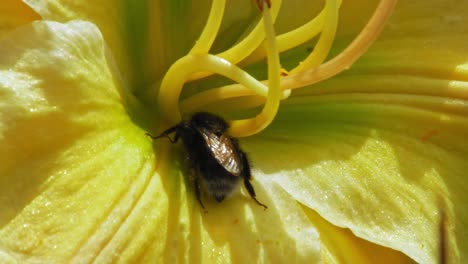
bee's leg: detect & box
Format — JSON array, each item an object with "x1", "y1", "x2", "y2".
[
  {"x1": 172, "y1": 131, "x2": 180, "y2": 143},
  {"x1": 194, "y1": 177, "x2": 207, "y2": 213},
  {"x1": 239, "y1": 151, "x2": 268, "y2": 210},
  {"x1": 145, "y1": 125, "x2": 179, "y2": 143},
  {"x1": 185, "y1": 155, "x2": 207, "y2": 213},
  {"x1": 243, "y1": 178, "x2": 268, "y2": 210}
]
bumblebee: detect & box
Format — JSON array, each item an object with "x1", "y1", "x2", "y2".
[{"x1": 147, "y1": 112, "x2": 267, "y2": 211}]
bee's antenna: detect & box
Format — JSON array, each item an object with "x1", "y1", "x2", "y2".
[
  {"x1": 146, "y1": 132, "x2": 178, "y2": 143},
  {"x1": 145, "y1": 132, "x2": 166, "y2": 140},
  {"x1": 145, "y1": 125, "x2": 179, "y2": 143}
]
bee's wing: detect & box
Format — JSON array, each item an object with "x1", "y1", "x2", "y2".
[{"x1": 197, "y1": 127, "x2": 242, "y2": 176}]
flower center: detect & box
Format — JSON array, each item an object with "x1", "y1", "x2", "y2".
[{"x1": 156, "y1": 0, "x2": 397, "y2": 137}]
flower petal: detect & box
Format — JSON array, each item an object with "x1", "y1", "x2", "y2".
[
  {"x1": 302, "y1": 206, "x2": 413, "y2": 264},
  {"x1": 0, "y1": 20, "x2": 321, "y2": 263},
  {"x1": 0, "y1": 20, "x2": 167, "y2": 262},
  {"x1": 24, "y1": 0, "x2": 138, "y2": 91},
  {"x1": 23, "y1": 0, "x2": 218, "y2": 95},
  {"x1": 245, "y1": 90, "x2": 466, "y2": 263},
  {"x1": 242, "y1": 1, "x2": 468, "y2": 261},
  {"x1": 146, "y1": 143, "x2": 321, "y2": 263}
]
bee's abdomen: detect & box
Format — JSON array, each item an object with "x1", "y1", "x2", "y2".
[{"x1": 201, "y1": 171, "x2": 240, "y2": 202}]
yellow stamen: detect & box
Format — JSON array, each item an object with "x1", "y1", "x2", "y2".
[
  {"x1": 158, "y1": 54, "x2": 281, "y2": 124},
  {"x1": 245, "y1": 0, "x2": 342, "y2": 64},
  {"x1": 159, "y1": 0, "x2": 397, "y2": 139},
  {"x1": 189, "y1": 0, "x2": 226, "y2": 54},
  {"x1": 228, "y1": 0, "x2": 281, "y2": 137},
  {"x1": 180, "y1": 0, "x2": 397, "y2": 110},
  {"x1": 289, "y1": 0, "x2": 339, "y2": 74},
  {"x1": 187, "y1": 0, "x2": 282, "y2": 81},
  {"x1": 216, "y1": 0, "x2": 280, "y2": 65},
  {"x1": 181, "y1": 82, "x2": 290, "y2": 114},
  {"x1": 158, "y1": 1, "x2": 285, "y2": 127},
  {"x1": 282, "y1": 0, "x2": 398, "y2": 89}
]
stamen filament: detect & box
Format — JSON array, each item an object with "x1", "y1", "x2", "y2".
[
  {"x1": 187, "y1": 0, "x2": 282, "y2": 81},
  {"x1": 282, "y1": 0, "x2": 397, "y2": 89},
  {"x1": 189, "y1": 0, "x2": 226, "y2": 54},
  {"x1": 180, "y1": 82, "x2": 291, "y2": 114},
  {"x1": 158, "y1": 54, "x2": 281, "y2": 124},
  {"x1": 246, "y1": 0, "x2": 342, "y2": 64},
  {"x1": 278, "y1": 8, "x2": 324, "y2": 52},
  {"x1": 228, "y1": 0, "x2": 281, "y2": 137},
  {"x1": 180, "y1": 0, "x2": 397, "y2": 110},
  {"x1": 216, "y1": 0, "x2": 280, "y2": 64},
  {"x1": 289, "y1": 0, "x2": 339, "y2": 74}
]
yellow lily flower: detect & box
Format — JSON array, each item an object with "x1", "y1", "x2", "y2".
[{"x1": 1, "y1": 0, "x2": 467, "y2": 263}]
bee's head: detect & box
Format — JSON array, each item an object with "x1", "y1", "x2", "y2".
[{"x1": 190, "y1": 112, "x2": 229, "y2": 134}]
